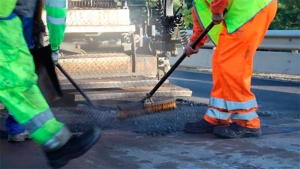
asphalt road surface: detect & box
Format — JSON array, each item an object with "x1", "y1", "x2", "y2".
[{"x1": 0, "y1": 69, "x2": 299, "y2": 169}]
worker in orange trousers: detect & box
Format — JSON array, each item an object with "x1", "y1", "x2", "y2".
[{"x1": 184, "y1": 0, "x2": 278, "y2": 138}]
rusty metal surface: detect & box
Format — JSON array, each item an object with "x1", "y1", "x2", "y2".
[
  {"x1": 71, "y1": 84, "x2": 192, "y2": 101},
  {"x1": 56, "y1": 53, "x2": 157, "y2": 80},
  {"x1": 56, "y1": 53, "x2": 131, "y2": 80},
  {"x1": 135, "y1": 55, "x2": 158, "y2": 78},
  {"x1": 59, "y1": 76, "x2": 160, "y2": 89}
]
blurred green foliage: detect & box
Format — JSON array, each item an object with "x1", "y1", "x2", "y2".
[{"x1": 269, "y1": 0, "x2": 300, "y2": 30}]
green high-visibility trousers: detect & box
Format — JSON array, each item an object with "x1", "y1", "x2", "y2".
[{"x1": 0, "y1": 16, "x2": 70, "y2": 150}]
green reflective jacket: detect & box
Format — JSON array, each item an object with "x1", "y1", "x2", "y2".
[
  {"x1": 44, "y1": 0, "x2": 67, "y2": 50},
  {"x1": 193, "y1": 0, "x2": 274, "y2": 45},
  {"x1": 0, "y1": 0, "x2": 17, "y2": 18},
  {"x1": 0, "y1": 0, "x2": 66, "y2": 51}
]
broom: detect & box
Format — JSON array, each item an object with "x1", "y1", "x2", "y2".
[
  {"x1": 32, "y1": 1, "x2": 100, "y2": 111},
  {"x1": 117, "y1": 22, "x2": 215, "y2": 119},
  {"x1": 55, "y1": 63, "x2": 98, "y2": 109}
]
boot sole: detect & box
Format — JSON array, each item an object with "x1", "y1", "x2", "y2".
[
  {"x1": 214, "y1": 130, "x2": 262, "y2": 139},
  {"x1": 48, "y1": 127, "x2": 102, "y2": 168},
  {"x1": 184, "y1": 128, "x2": 214, "y2": 133},
  {"x1": 7, "y1": 135, "x2": 31, "y2": 142}
]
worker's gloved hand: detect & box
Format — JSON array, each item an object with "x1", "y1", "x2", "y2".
[
  {"x1": 184, "y1": 42, "x2": 200, "y2": 57},
  {"x1": 212, "y1": 13, "x2": 224, "y2": 25},
  {"x1": 51, "y1": 50, "x2": 59, "y2": 64}
]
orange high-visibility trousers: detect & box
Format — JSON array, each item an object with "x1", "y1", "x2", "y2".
[{"x1": 204, "y1": 0, "x2": 277, "y2": 129}]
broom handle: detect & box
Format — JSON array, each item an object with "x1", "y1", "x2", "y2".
[
  {"x1": 147, "y1": 22, "x2": 214, "y2": 98},
  {"x1": 56, "y1": 63, "x2": 97, "y2": 109}
]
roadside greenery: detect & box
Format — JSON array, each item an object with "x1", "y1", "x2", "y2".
[
  {"x1": 269, "y1": 0, "x2": 300, "y2": 30},
  {"x1": 127, "y1": 0, "x2": 300, "y2": 30}
]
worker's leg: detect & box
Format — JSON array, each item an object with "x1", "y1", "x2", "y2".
[
  {"x1": 202, "y1": 42, "x2": 232, "y2": 126},
  {"x1": 0, "y1": 17, "x2": 70, "y2": 149},
  {"x1": 184, "y1": 46, "x2": 231, "y2": 133},
  {"x1": 0, "y1": 105, "x2": 23, "y2": 140},
  {"x1": 0, "y1": 16, "x2": 101, "y2": 168},
  {"x1": 19, "y1": 15, "x2": 35, "y2": 49},
  {"x1": 6, "y1": 114, "x2": 31, "y2": 142},
  {"x1": 6, "y1": 114, "x2": 25, "y2": 136},
  {"x1": 4, "y1": 14, "x2": 38, "y2": 143},
  {"x1": 213, "y1": 0, "x2": 277, "y2": 138}
]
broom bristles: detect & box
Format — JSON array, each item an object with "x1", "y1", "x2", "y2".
[{"x1": 117, "y1": 101, "x2": 177, "y2": 119}]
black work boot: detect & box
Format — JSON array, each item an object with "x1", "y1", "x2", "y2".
[
  {"x1": 45, "y1": 127, "x2": 102, "y2": 168},
  {"x1": 213, "y1": 123, "x2": 262, "y2": 139},
  {"x1": 184, "y1": 119, "x2": 216, "y2": 133}
]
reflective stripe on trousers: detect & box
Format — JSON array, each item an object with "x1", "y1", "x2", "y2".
[
  {"x1": 0, "y1": 16, "x2": 71, "y2": 150},
  {"x1": 205, "y1": 107, "x2": 258, "y2": 121},
  {"x1": 209, "y1": 97, "x2": 258, "y2": 111}
]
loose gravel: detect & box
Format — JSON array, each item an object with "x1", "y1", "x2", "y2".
[
  {"x1": 1, "y1": 98, "x2": 298, "y2": 136},
  {"x1": 48, "y1": 98, "x2": 300, "y2": 135}
]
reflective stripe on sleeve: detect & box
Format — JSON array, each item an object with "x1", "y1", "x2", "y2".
[
  {"x1": 45, "y1": 0, "x2": 66, "y2": 8},
  {"x1": 47, "y1": 16, "x2": 66, "y2": 25}
]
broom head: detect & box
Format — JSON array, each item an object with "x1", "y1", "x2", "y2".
[{"x1": 117, "y1": 96, "x2": 177, "y2": 119}]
